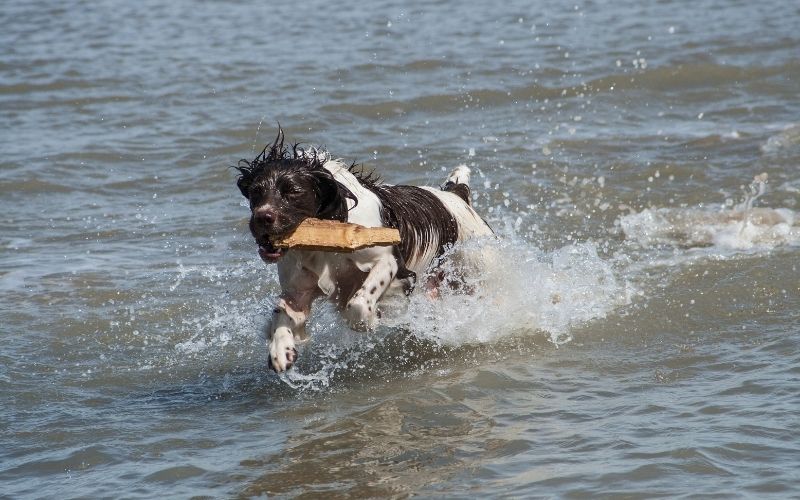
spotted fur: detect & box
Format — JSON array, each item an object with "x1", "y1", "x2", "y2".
[{"x1": 234, "y1": 129, "x2": 493, "y2": 372}]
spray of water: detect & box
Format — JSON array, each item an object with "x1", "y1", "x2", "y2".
[
  {"x1": 251, "y1": 115, "x2": 267, "y2": 154},
  {"x1": 160, "y1": 173, "x2": 796, "y2": 391},
  {"x1": 382, "y1": 236, "x2": 630, "y2": 346},
  {"x1": 269, "y1": 231, "x2": 633, "y2": 390}
]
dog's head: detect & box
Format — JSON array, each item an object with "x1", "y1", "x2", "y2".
[{"x1": 234, "y1": 128, "x2": 356, "y2": 262}]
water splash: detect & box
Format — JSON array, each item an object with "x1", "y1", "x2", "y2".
[
  {"x1": 264, "y1": 231, "x2": 632, "y2": 390},
  {"x1": 159, "y1": 171, "x2": 796, "y2": 391},
  {"x1": 161, "y1": 170, "x2": 799, "y2": 392},
  {"x1": 619, "y1": 173, "x2": 797, "y2": 251},
  {"x1": 251, "y1": 115, "x2": 267, "y2": 154},
  {"x1": 383, "y1": 237, "x2": 630, "y2": 347},
  {"x1": 151, "y1": 227, "x2": 630, "y2": 392}
]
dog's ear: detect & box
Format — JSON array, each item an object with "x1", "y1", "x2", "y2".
[
  {"x1": 236, "y1": 176, "x2": 252, "y2": 199},
  {"x1": 233, "y1": 164, "x2": 253, "y2": 199},
  {"x1": 312, "y1": 169, "x2": 356, "y2": 220}
]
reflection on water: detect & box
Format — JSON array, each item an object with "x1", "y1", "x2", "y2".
[{"x1": 244, "y1": 392, "x2": 495, "y2": 497}]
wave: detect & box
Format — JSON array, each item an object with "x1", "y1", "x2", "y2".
[
  {"x1": 620, "y1": 173, "x2": 799, "y2": 251},
  {"x1": 321, "y1": 60, "x2": 800, "y2": 117},
  {"x1": 761, "y1": 124, "x2": 800, "y2": 154}
]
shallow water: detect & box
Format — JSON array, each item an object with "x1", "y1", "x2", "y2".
[{"x1": 2, "y1": 0, "x2": 800, "y2": 497}]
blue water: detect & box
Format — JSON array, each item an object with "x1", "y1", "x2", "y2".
[{"x1": 2, "y1": 0, "x2": 799, "y2": 496}]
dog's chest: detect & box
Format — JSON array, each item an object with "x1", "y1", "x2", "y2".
[{"x1": 279, "y1": 247, "x2": 396, "y2": 307}]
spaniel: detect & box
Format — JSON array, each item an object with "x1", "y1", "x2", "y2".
[{"x1": 235, "y1": 129, "x2": 493, "y2": 371}]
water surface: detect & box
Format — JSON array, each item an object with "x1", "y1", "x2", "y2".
[{"x1": 2, "y1": 0, "x2": 799, "y2": 497}]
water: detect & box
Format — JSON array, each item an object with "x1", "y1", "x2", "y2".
[{"x1": 2, "y1": 0, "x2": 799, "y2": 496}]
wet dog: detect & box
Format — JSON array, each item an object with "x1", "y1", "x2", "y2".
[{"x1": 234, "y1": 129, "x2": 493, "y2": 372}]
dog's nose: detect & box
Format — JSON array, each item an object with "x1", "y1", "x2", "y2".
[{"x1": 254, "y1": 207, "x2": 277, "y2": 226}]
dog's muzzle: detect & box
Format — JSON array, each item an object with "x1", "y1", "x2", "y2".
[{"x1": 258, "y1": 239, "x2": 285, "y2": 263}]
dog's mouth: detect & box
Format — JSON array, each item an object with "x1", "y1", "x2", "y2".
[{"x1": 257, "y1": 238, "x2": 285, "y2": 263}]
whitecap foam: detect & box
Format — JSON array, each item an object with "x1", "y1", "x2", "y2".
[
  {"x1": 619, "y1": 174, "x2": 798, "y2": 251},
  {"x1": 760, "y1": 123, "x2": 800, "y2": 154},
  {"x1": 619, "y1": 206, "x2": 797, "y2": 250}
]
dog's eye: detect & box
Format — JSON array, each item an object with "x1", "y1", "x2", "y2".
[{"x1": 281, "y1": 187, "x2": 303, "y2": 199}]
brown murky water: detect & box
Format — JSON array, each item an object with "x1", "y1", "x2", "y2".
[{"x1": 2, "y1": 0, "x2": 799, "y2": 497}]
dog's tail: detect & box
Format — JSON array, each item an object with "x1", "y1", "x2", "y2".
[{"x1": 441, "y1": 165, "x2": 472, "y2": 205}]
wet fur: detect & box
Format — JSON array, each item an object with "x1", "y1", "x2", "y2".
[
  {"x1": 373, "y1": 185, "x2": 460, "y2": 268},
  {"x1": 234, "y1": 138, "x2": 354, "y2": 232},
  {"x1": 234, "y1": 128, "x2": 493, "y2": 372}
]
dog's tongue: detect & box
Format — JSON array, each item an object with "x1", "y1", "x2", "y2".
[{"x1": 258, "y1": 241, "x2": 284, "y2": 263}]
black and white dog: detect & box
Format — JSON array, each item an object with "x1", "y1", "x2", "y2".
[{"x1": 235, "y1": 129, "x2": 493, "y2": 372}]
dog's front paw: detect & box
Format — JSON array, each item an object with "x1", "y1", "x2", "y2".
[
  {"x1": 268, "y1": 330, "x2": 298, "y2": 372},
  {"x1": 344, "y1": 292, "x2": 377, "y2": 331}
]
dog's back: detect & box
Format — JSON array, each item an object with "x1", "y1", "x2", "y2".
[{"x1": 326, "y1": 162, "x2": 493, "y2": 275}]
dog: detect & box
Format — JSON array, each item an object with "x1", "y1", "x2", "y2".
[{"x1": 235, "y1": 129, "x2": 493, "y2": 372}]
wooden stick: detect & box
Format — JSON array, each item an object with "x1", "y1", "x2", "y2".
[{"x1": 272, "y1": 218, "x2": 401, "y2": 252}]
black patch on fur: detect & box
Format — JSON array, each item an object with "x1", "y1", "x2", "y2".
[
  {"x1": 370, "y1": 185, "x2": 459, "y2": 266},
  {"x1": 442, "y1": 181, "x2": 471, "y2": 205},
  {"x1": 347, "y1": 162, "x2": 382, "y2": 188}
]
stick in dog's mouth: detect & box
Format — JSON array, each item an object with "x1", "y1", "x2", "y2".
[
  {"x1": 270, "y1": 218, "x2": 401, "y2": 253},
  {"x1": 256, "y1": 218, "x2": 402, "y2": 262}
]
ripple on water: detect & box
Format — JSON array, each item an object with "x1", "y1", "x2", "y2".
[{"x1": 1, "y1": 0, "x2": 799, "y2": 496}]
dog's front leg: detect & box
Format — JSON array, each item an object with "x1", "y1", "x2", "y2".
[
  {"x1": 344, "y1": 254, "x2": 398, "y2": 331},
  {"x1": 268, "y1": 290, "x2": 316, "y2": 372}
]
